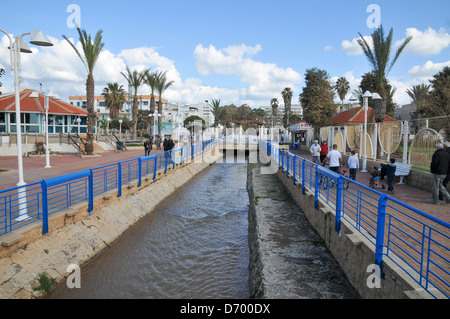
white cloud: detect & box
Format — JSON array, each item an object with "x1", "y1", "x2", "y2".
[
  {"x1": 408, "y1": 60, "x2": 450, "y2": 78},
  {"x1": 341, "y1": 36, "x2": 372, "y2": 55},
  {"x1": 193, "y1": 44, "x2": 302, "y2": 104},
  {"x1": 1, "y1": 34, "x2": 303, "y2": 108},
  {"x1": 395, "y1": 27, "x2": 450, "y2": 55},
  {"x1": 324, "y1": 45, "x2": 333, "y2": 52}
]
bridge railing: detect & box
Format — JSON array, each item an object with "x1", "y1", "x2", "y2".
[
  {"x1": 0, "y1": 139, "x2": 215, "y2": 239},
  {"x1": 263, "y1": 140, "x2": 449, "y2": 299}
]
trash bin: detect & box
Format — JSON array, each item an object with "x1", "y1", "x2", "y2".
[{"x1": 116, "y1": 141, "x2": 124, "y2": 150}]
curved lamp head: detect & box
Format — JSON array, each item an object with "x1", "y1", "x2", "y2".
[
  {"x1": 362, "y1": 90, "x2": 373, "y2": 98},
  {"x1": 349, "y1": 94, "x2": 358, "y2": 102},
  {"x1": 29, "y1": 30, "x2": 53, "y2": 47},
  {"x1": 8, "y1": 38, "x2": 33, "y2": 53},
  {"x1": 372, "y1": 93, "x2": 382, "y2": 100}
]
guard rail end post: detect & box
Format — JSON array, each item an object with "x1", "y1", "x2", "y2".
[
  {"x1": 41, "y1": 181, "x2": 48, "y2": 235},
  {"x1": 88, "y1": 169, "x2": 94, "y2": 212},
  {"x1": 117, "y1": 162, "x2": 122, "y2": 198},
  {"x1": 138, "y1": 158, "x2": 142, "y2": 187},
  {"x1": 335, "y1": 176, "x2": 343, "y2": 234},
  {"x1": 375, "y1": 194, "x2": 388, "y2": 277}
]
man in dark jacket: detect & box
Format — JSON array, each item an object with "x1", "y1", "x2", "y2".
[
  {"x1": 439, "y1": 141, "x2": 450, "y2": 200},
  {"x1": 430, "y1": 143, "x2": 450, "y2": 205}
]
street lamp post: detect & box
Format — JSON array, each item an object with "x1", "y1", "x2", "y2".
[
  {"x1": 119, "y1": 119, "x2": 122, "y2": 140},
  {"x1": 0, "y1": 29, "x2": 53, "y2": 221},
  {"x1": 361, "y1": 91, "x2": 382, "y2": 172},
  {"x1": 76, "y1": 116, "x2": 81, "y2": 134},
  {"x1": 44, "y1": 95, "x2": 51, "y2": 168},
  {"x1": 361, "y1": 91, "x2": 372, "y2": 172}
]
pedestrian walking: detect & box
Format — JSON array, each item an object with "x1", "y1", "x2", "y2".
[
  {"x1": 439, "y1": 141, "x2": 450, "y2": 200},
  {"x1": 347, "y1": 150, "x2": 359, "y2": 180},
  {"x1": 310, "y1": 140, "x2": 321, "y2": 164},
  {"x1": 430, "y1": 143, "x2": 450, "y2": 205},
  {"x1": 148, "y1": 134, "x2": 154, "y2": 151},
  {"x1": 320, "y1": 141, "x2": 328, "y2": 165},
  {"x1": 323, "y1": 144, "x2": 342, "y2": 173},
  {"x1": 381, "y1": 158, "x2": 396, "y2": 194},
  {"x1": 144, "y1": 138, "x2": 151, "y2": 156}
]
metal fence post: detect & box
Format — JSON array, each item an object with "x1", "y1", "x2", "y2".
[
  {"x1": 153, "y1": 156, "x2": 157, "y2": 180},
  {"x1": 117, "y1": 162, "x2": 122, "y2": 198},
  {"x1": 302, "y1": 159, "x2": 306, "y2": 195},
  {"x1": 293, "y1": 155, "x2": 297, "y2": 185},
  {"x1": 164, "y1": 152, "x2": 168, "y2": 174},
  {"x1": 375, "y1": 194, "x2": 388, "y2": 272},
  {"x1": 88, "y1": 169, "x2": 93, "y2": 212},
  {"x1": 138, "y1": 158, "x2": 142, "y2": 187},
  {"x1": 286, "y1": 153, "x2": 290, "y2": 178},
  {"x1": 314, "y1": 166, "x2": 319, "y2": 209},
  {"x1": 41, "y1": 181, "x2": 48, "y2": 235},
  {"x1": 335, "y1": 176, "x2": 343, "y2": 234}
]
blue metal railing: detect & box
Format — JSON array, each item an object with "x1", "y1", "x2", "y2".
[
  {"x1": 263, "y1": 140, "x2": 449, "y2": 299},
  {"x1": 0, "y1": 139, "x2": 215, "y2": 239}
]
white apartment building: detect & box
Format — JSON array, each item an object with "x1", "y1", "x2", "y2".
[{"x1": 68, "y1": 94, "x2": 168, "y2": 121}]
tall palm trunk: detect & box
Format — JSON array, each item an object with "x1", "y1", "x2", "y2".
[
  {"x1": 132, "y1": 95, "x2": 138, "y2": 140},
  {"x1": 85, "y1": 73, "x2": 95, "y2": 154},
  {"x1": 150, "y1": 97, "x2": 156, "y2": 135},
  {"x1": 158, "y1": 95, "x2": 162, "y2": 137}
]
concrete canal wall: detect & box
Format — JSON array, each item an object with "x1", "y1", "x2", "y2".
[
  {"x1": 0, "y1": 147, "x2": 222, "y2": 299},
  {"x1": 274, "y1": 167, "x2": 434, "y2": 299}
]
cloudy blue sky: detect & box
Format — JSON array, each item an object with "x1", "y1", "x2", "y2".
[{"x1": 1, "y1": 0, "x2": 449, "y2": 108}]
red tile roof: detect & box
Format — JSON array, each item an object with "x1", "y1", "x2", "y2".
[
  {"x1": 330, "y1": 106, "x2": 396, "y2": 125},
  {"x1": 0, "y1": 89, "x2": 88, "y2": 116}
]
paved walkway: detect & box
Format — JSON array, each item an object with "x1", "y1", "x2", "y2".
[
  {"x1": 0, "y1": 147, "x2": 162, "y2": 191},
  {"x1": 287, "y1": 148, "x2": 449, "y2": 224},
  {"x1": 0, "y1": 145, "x2": 449, "y2": 223}
]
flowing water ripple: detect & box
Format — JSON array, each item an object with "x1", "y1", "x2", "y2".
[{"x1": 48, "y1": 162, "x2": 250, "y2": 299}]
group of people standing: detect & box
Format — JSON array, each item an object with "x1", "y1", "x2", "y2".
[
  {"x1": 310, "y1": 139, "x2": 396, "y2": 193},
  {"x1": 310, "y1": 139, "x2": 450, "y2": 203},
  {"x1": 144, "y1": 134, "x2": 175, "y2": 156}
]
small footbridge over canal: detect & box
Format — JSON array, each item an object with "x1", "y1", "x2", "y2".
[{"x1": 0, "y1": 138, "x2": 448, "y2": 300}]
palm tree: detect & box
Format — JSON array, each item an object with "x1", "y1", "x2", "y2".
[
  {"x1": 155, "y1": 71, "x2": 174, "y2": 137},
  {"x1": 270, "y1": 98, "x2": 279, "y2": 116},
  {"x1": 144, "y1": 70, "x2": 158, "y2": 134},
  {"x1": 121, "y1": 65, "x2": 147, "y2": 140},
  {"x1": 102, "y1": 83, "x2": 126, "y2": 119},
  {"x1": 281, "y1": 87, "x2": 293, "y2": 125},
  {"x1": 63, "y1": 28, "x2": 104, "y2": 155},
  {"x1": 406, "y1": 83, "x2": 430, "y2": 119},
  {"x1": 357, "y1": 25, "x2": 412, "y2": 122},
  {"x1": 210, "y1": 99, "x2": 221, "y2": 127},
  {"x1": 335, "y1": 77, "x2": 350, "y2": 112}
]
